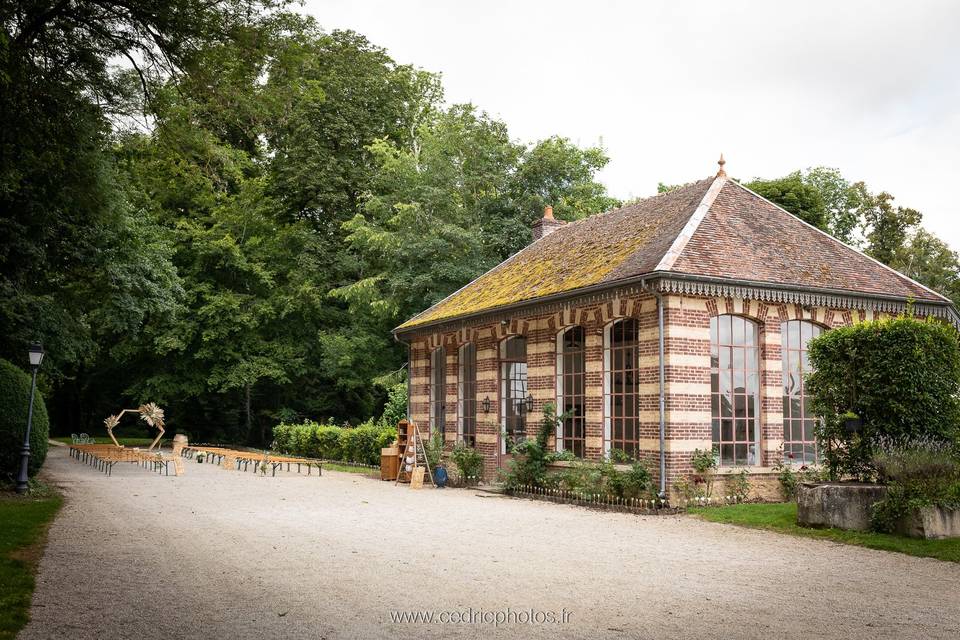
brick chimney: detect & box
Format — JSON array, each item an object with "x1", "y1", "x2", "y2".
[{"x1": 532, "y1": 205, "x2": 565, "y2": 241}]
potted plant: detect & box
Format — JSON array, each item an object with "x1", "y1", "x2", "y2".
[
  {"x1": 425, "y1": 431, "x2": 447, "y2": 487},
  {"x1": 196, "y1": 453, "x2": 205, "y2": 464},
  {"x1": 842, "y1": 411, "x2": 863, "y2": 434}
]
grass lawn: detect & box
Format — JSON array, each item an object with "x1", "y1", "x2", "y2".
[
  {"x1": 689, "y1": 502, "x2": 960, "y2": 563},
  {"x1": 0, "y1": 484, "x2": 63, "y2": 640}
]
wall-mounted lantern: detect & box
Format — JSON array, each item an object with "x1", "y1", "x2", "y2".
[{"x1": 482, "y1": 396, "x2": 491, "y2": 414}]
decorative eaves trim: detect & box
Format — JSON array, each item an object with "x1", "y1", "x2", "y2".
[
  {"x1": 656, "y1": 277, "x2": 959, "y2": 325},
  {"x1": 394, "y1": 274, "x2": 959, "y2": 338}
]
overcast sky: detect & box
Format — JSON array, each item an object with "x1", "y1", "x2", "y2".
[{"x1": 302, "y1": 0, "x2": 960, "y2": 249}]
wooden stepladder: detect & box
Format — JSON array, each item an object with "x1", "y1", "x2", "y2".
[{"x1": 394, "y1": 419, "x2": 434, "y2": 489}]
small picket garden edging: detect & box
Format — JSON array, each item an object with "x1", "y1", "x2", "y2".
[{"x1": 506, "y1": 485, "x2": 757, "y2": 515}]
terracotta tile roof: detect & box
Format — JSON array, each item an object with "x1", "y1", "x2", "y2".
[
  {"x1": 671, "y1": 180, "x2": 946, "y2": 302},
  {"x1": 397, "y1": 175, "x2": 949, "y2": 332}
]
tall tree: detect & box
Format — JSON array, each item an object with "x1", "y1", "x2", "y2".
[
  {"x1": 108, "y1": 18, "x2": 447, "y2": 437},
  {"x1": 860, "y1": 191, "x2": 922, "y2": 266},
  {"x1": 802, "y1": 167, "x2": 866, "y2": 244},
  {"x1": 504, "y1": 136, "x2": 619, "y2": 257},
  {"x1": 746, "y1": 171, "x2": 828, "y2": 229},
  {"x1": 339, "y1": 105, "x2": 618, "y2": 333},
  {"x1": 0, "y1": 0, "x2": 279, "y2": 394},
  {"x1": 265, "y1": 28, "x2": 441, "y2": 230},
  {"x1": 890, "y1": 229, "x2": 960, "y2": 305}
]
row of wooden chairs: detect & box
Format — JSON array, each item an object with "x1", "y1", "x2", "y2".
[
  {"x1": 182, "y1": 445, "x2": 323, "y2": 477},
  {"x1": 69, "y1": 444, "x2": 180, "y2": 476}
]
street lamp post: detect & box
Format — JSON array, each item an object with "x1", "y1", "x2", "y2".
[{"x1": 15, "y1": 343, "x2": 44, "y2": 495}]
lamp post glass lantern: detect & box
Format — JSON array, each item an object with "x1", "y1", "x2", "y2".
[
  {"x1": 28, "y1": 343, "x2": 44, "y2": 367},
  {"x1": 16, "y1": 343, "x2": 44, "y2": 494}
]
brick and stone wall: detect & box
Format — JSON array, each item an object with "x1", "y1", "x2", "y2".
[{"x1": 405, "y1": 287, "x2": 902, "y2": 496}]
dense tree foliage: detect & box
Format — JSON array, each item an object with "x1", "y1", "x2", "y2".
[
  {"x1": 1, "y1": 2, "x2": 616, "y2": 443},
  {"x1": 747, "y1": 171, "x2": 829, "y2": 229},
  {"x1": 890, "y1": 230, "x2": 960, "y2": 304},
  {"x1": 3, "y1": 2, "x2": 957, "y2": 447}
]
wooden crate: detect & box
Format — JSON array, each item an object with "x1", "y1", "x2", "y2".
[{"x1": 380, "y1": 446, "x2": 399, "y2": 481}]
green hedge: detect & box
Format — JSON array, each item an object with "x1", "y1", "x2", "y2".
[
  {"x1": 273, "y1": 420, "x2": 397, "y2": 466},
  {"x1": 806, "y1": 315, "x2": 960, "y2": 479},
  {"x1": 0, "y1": 358, "x2": 49, "y2": 479}
]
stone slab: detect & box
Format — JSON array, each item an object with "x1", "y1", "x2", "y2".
[
  {"x1": 897, "y1": 506, "x2": 960, "y2": 540},
  {"x1": 797, "y1": 482, "x2": 887, "y2": 531}
]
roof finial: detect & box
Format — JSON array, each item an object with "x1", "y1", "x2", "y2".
[{"x1": 716, "y1": 153, "x2": 727, "y2": 178}]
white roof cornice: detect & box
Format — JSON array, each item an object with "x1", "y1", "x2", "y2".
[{"x1": 654, "y1": 175, "x2": 727, "y2": 272}]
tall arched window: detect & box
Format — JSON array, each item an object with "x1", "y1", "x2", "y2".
[
  {"x1": 604, "y1": 319, "x2": 640, "y2": 459},
  {"x1": 710, "y1": 315, "x2": 760, "y2": 466},
  {"x1": 556, "y1": 326, "x2": 586, "y2": 457},
  {"x1": 429, "y1": 346, "x2": 446, "y2": 436},
  {"x1": 781, "y1": 320, "x2": 824, "y2": 464},
  {"x1": 457, "y1": 343, "x2": 477, "y2": 447},
  {"x1": 500, "y1": 336, "x2": 527, "y2": 456}
]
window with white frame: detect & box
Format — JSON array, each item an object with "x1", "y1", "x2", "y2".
[
  {"x1": 710, "y1": 315, "x2": 760, "y2": 466},
  {"x1": 429, "y1": 346, "x2": 446, "y2": 436},
  {"x1": 781, "y1": 320, "x2": 823, "y2": 464},
  {"x1": 604, "y1": 319, "x2": 640, "y2": 459},
  {"x1": 457, "y1": 342, "x2": 477, "y2": 447},
  {"x1": 556, "y1": 326, "x2": 586, "y2": 457}
]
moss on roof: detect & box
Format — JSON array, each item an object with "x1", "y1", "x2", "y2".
[{"x1": 397, "y1": 179, "x2": 714, "y2": 330}]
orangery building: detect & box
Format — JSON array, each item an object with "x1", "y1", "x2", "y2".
[{"x1": 393, "y1": 159, "x2": 958, "y2": 496}]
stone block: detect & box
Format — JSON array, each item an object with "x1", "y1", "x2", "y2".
[
  {"x1": 797, "y1": 482, "x2": 887, "y2": 531},
  {"x1": 896, "y1": 506, "x2": 960, "y2": 539}
]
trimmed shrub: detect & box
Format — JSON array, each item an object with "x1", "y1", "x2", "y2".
[
  {"x1": 341, "y1": 422, "x2": 380, "y2": 464},
  {"x1": 272, "y1": 419, "x2": 396, "y2": 466},
  {"x1": 272, "y1": 423, "x2": 293, "y2": 452},
  {"x1": 0, "y1": 358, "x2": 50, "y2": 479},
  {"x1": 313, "y1": 425, "x2": 343, "y2": 461},
  {"x1": 806, "y1": 316, "x2": 960, "y2": 480}
]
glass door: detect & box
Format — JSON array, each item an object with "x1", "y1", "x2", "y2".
[{"x1": 499, "y1": 336, "x2": 527, "y2": 464}]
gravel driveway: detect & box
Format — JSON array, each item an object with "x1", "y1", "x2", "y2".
[{"x1": 21, "y1": 445, "x2": 960, "y2": 640}]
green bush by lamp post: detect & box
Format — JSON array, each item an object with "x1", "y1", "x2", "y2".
[{"x1": 15, "y1": 343, "x2": 44, "y2": 494}]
